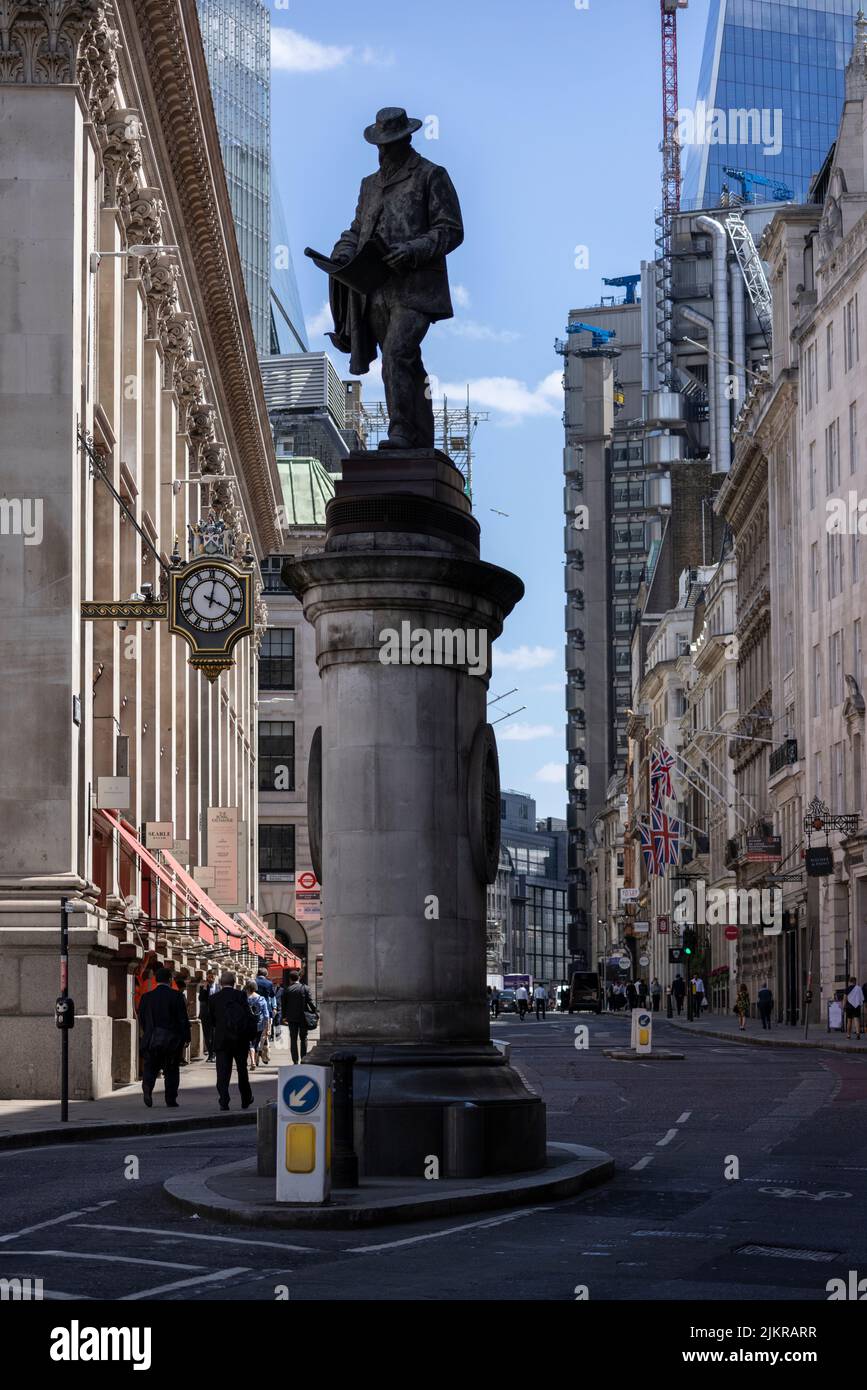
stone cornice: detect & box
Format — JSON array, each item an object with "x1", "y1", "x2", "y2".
[{"x1": 116, "y1": 0, "x2": 281, "y2": 553}]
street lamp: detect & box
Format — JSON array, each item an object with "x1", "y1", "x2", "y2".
[{"x1": 89, "y1": 243, "x2": 179, "y2": 273}]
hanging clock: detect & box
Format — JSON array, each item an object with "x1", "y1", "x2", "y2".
[{"x1": 168, "y1": 557, "x2": 254, "y2": 681}]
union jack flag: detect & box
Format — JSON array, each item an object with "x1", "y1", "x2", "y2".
[
  {"x1": 650, "y1": 744, "x2": 676, "y2": 804},
  {"x1": 639, "y1": 819, "x2": 658, "y2": 876},
  {"x1": 651, "y1": 805, "x2": 680, "y2": 869}
]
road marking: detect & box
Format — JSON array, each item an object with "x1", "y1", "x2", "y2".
[
  {"x1": 0, "y1": 1249, "x2": 205, "y2": 1270},
  {"x1": 631, "y1": 1155, "x2": 654, "y2": 1171},
  {"x1": 657, "y1": 1128, "x2": 678, "y2": 1147},
  {"x1": 676, "y1": 1111, "x2": 691, "y2": 1124},
  {"x1": 74, "y1": 1223, "x2": 320, "y2": 1255},
  {"x1": 346, "y1": 1206, "x2": 545, "y2": 1253},
  {"x1": 0, "y1": 1199, "x2": 116, "y2": 1244},
  {"x1": 120, "y1": 1267, "x2": 250, "y2": 1301}
]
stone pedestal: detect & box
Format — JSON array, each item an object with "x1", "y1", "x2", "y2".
[{"x1": 284, "y1": 451, "x2": 546, "y2": 1177}]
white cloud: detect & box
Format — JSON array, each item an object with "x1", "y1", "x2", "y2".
[
  {"x1": 538, "y1": 682, "x2": 564, "y2": 693},
  {"x1": 451, "y1": 284, "x2": 471, "y2": 309},
  {"x1": 493, "y1": 645, "x2": 556, "y2": 672},
  {"x1": 271, "y1": 29, "x2": 393, "y2": 73},
  {"x1": 439, "y1": 374, "x2": 560, "y2": 424},
  {"x1": 305, "y1": 300, "x2": 333, "y2": 338},
  {"x1": 499, "y1": 723, "x2": 556, "y2": 742},
  {"x1": 535, "y1": 762, "x2": 566, "y2": 785},
  {"x1": 444, "y1": 320, "x2": 519, "y2": 344}
]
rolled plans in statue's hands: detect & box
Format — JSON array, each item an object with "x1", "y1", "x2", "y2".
[{"x1": 305, "y1": 236, "x2": 393, "y2": 294}]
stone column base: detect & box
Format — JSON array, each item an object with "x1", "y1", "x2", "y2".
[{"x1": 308, "y1": 1041, "x2": 546, "y2": 1178}]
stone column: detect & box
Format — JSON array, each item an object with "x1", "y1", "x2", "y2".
[{"x1": 286, "y1": 453, "x2": 546, "y2": 1177}]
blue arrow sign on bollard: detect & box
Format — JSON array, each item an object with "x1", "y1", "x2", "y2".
[{"x1": 282, "y1": 1074, "x2": 321, "y2": 1115}]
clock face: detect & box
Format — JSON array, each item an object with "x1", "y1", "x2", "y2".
[{"x1": 177, "y1": 566, "x2": 244, "y2": 632}]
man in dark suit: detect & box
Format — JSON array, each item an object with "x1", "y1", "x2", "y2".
[
  {"x1": 138, "y1": 967, "x2": 191, "y2": 1108},
  {"x1": 282, "y1": 969, "x2": 318, "y2": 1065},
  {"x1": 210, "y1": 970, "x2": 256, "y2": 1111},
  {"x1": 327, "y1": 107, "x2": 463, "y2": 450}
]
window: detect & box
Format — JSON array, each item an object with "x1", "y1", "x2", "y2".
[
  {"x1": 833, "y1": 741, "x2": 845, "y2": 812},
  {"x1": 803, "y1": 342, "x2": 818, "y2": 412},
  {"x1": 810, "y1": 541, "x2": 820, "y2": 610},
  {"x1": 851, "y1": 403, "x2": 860, "y2": 475},
  {"x1": 259, "y1": 628, "x2": 295, "y2": 689},
  {"x1": 258, "y1": 721, "x2": 294, "y2": 791},
  {"x1": 826, "y1": 321, "x2": 835, "y2": 390},
  {"x1": 855, "y1": 619, "x2": 863, "y2": 690},
  {"x1": 827, "y1": 531, "x2": 844, "y2": 598},
  {"x1": 852, "y1": 530, "x2": 860, "y2": 582},
  {"x1": 825, "y1": 418, "x2": 840, "y2": 492},
  {"x1": 844, "y1": 295, "x2": 860, "y2": 371},
  {"x1": 855, "y1": 734, "x2": 863, "y2": 814},
  {"x1": 829, "y1": 631, "x2": 843, "y2": 707},
  {"x1": 260, "y1": 555, "x2": 290, "y2": 593},
  {"x1": 813, "y1": 645, "x2": 821, "y2": 717},
  {"x1": 814, "y1": 752, "x2": 823, "y2": 802},
  {"x1": 808, "y1": 441, "x2": 816, "y2": 509},
  {"x1": 258, "y1": 824, "x2": 295, "y2": 876}
]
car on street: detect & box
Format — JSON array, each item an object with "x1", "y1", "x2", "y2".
[{"x1": 495, "y1": 988, "x2": 517, "y2": 1014}]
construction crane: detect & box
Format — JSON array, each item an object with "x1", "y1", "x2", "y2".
[
  {"x1": 560, "y1": 321, "x2": 617, "y2": 350},
  {"x1": 722, "y1": 166, "x2": 794, "y2": 205},
  {"x1": 656, "y1": 0, "x2": 689, "y2": 386},
  {"x1": 725, "y1": 210, "x2": 773, "y2": 348},
  {"x1": 603, "y1": 274, "x2": 641, "y2": 305}
]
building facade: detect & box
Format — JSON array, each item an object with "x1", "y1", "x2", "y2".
[
  {"x1": 196, "y1": 0, "x2": 307, "y2": 355},
  {"x1": 0, "y1": 0, "x2": 286, "y2": 1098},
  {"x1": 682, "y1": 0, "x2": 863, "y2": 209},
  {"x1": 498, "y1": 793, "x2": 569, "y2": 990}
]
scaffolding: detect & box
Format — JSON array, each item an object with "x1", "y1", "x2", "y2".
[{"x1": 355, "y1": 387, "x2": 489, "y2": 500}]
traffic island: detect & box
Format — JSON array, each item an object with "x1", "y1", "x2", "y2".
[
  {"x1": 163, "y1": 1141, "x2": 614, "y2": 1229},
  {"x1": 603, "y1": 1049, "x2": 685, "y2": 1061}
]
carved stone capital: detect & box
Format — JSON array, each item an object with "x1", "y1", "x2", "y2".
[
  {"x1": 141, "y1": 253, "x2": 179, "y2": 341},
  {"x1": 127, "y1": 186, "x2": 164, "y2": 251},
  {"x1": 174, "y1": 357, "x2": 206, "y2": 429},
  {"x1": 200, "y1": 440, "x2": 227, "y2": 477},
  {"x1": 188, "y1": 402, "x2": 217, "y2": 463},
  {"x1": 160, "y1": 310, "x2": 194, "y2": 389},
  {"x1": 102, "y1": 107, "x2": 143, "y2": 214},
  {"x1": 0, "y1": 0, "x2": 103, "y2": 85},
  {"x1": 77, "y1": 3, "x2": 119, "y2": 134}
]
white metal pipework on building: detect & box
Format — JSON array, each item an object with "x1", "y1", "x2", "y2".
[
  {"x1": 680, "y1": 305, "x2": 716, "y2": 472},
  {"x1": 729, "y1": 260, "x2": 747, "y2": 408},
  {"x1": 696, "y1": 215, "x2": 731, "y2": 475}
]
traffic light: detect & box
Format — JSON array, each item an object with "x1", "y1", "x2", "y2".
[{"x1": 682, "y1": 928, "x2": 697, "y2": 955}]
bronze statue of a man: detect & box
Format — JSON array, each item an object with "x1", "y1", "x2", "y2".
[{"x1": 325, "y1": 107, "x2": 464, "y2": 451}]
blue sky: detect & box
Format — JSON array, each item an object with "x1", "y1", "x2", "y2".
[{"x1": 270, "y1": 0, "x2": 709, "y2": 818}]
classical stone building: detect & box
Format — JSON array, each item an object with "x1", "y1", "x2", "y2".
[{"x1": 0, "y1": 0, "x2": 291, "y2": 1099}]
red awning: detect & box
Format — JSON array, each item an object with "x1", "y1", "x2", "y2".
[{"x1": 98, "y1": 811, "x2": 198, "y2": 924}]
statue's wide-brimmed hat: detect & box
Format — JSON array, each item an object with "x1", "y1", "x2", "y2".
[{"x1": 364, "y1": 106, "x2": 423, "y2": 145}]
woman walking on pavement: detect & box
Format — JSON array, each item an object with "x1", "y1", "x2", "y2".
[{"x1": 735, "y1": 983, "x2": 750, "y2": 1031}]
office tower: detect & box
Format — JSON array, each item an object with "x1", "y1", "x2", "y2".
[
  {"x1": 196, "y1": 1, "x2": 308, "y2": 355},
  {"x1": 682, "y1": 0, "x2": 862, "y2": 208}
]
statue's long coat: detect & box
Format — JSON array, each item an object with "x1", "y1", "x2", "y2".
[{"x1": 328, "y1": 151, "x2": 464, "y2": 376}]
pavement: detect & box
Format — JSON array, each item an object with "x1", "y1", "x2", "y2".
[
  {"x1": 1, "y1": 1012, "x2": 866, "y2": 1300},
  {"x1": 665, "y1": 1010, "x2": 867, "y2": 1052},
  {"x1": 0, "y1": 1030, "x2": 299, "y2": 1148}
]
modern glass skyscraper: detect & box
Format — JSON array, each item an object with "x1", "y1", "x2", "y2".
[
  {"x1": 196, "y1": 0, "x2": 307, "y2": 356},
  {"x1": 682, "y1": 0, "x2": 862, "y2": 207}
]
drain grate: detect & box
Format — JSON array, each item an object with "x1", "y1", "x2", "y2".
[{"x1": 736, "y1": 1243, "x2": 839, "y2": 1263}]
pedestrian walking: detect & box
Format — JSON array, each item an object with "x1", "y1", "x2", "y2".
[
  {"x1": 606, "y1": 982, "x2": 615, "y2": 1012},
  {"x1": 637, "y1": 979, "x2": 648, "y2": 1007},
  {"x1": 693, "y1": 975, "x2": 706, "y2": 1014},
  {"x1": 515, "y1": 983, "x2": 529, "y2": 1020},
  {"x1": 533, "y1": 982, "x2": 547, "y2": 1021},
  {"x1": 845, "y1": 977, "x2": 864, "y2": 1039},
  {"x1": 198, "y1": 971, "x2": 216, "y2": 1061},
  {"x1": 757, "y1": 981, "x2": 774, "y2": 1030},
  {"x1": 650, "y1": 977, "x2": 662, "y2": 1013},
  {"x1": 490, "y1": 985, "x2": 501, "y2": 1019},
  {"x1": 138, "y1": 967, "x2": 191, "y2": 1109},
  {"x1": 735, "y1": 983, "x2": 750, "y2": 1030},
  {"x1": 210, "y1": 970, "x2": 257, "y2": 1111},
  {"x1": 283, "y1": 968, "x2": 318, "y2": 1063},
  {"x1": 626, "y1": 980, "x2": 638, "y2": 1010},
  {"x1": 245, "y1": 982, "x2": 271, "y2": 1067},
  {"x1": 672, "y1": 974, "x2": 686, "y2": 1016}
]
